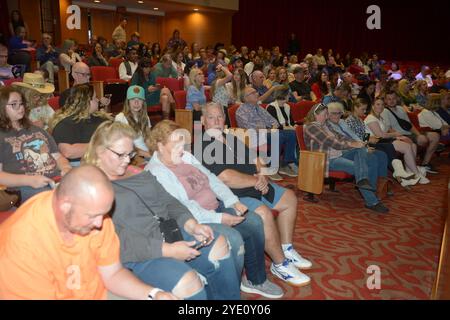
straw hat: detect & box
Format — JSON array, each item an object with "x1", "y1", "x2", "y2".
[{"x1": 12, "y1": 73, "x2": 55, "y2": 94}]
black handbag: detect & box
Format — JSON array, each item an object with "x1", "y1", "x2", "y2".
[
  {"x1": 386, "y1": 107, "x2": 412, "y2": 131},
  {"x1": 112, "y1": 182, "x2": 184, "y2": 243}
]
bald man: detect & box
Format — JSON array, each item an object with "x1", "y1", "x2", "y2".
[
  {"x1": 0, "y1": 165, "x2": 177, "y2": 300},
  {"x1": 58, "y1": 62, "x2": 109, "y2": 109}
]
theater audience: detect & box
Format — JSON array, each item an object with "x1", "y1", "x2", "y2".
[
  {"x1": 83, "y1": 121, "x2": 240, "y2": 300},
  {"x1": 303, "y1": 103, "x2": 389, "y2": 213}
]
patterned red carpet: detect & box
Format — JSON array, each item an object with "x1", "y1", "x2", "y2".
[{"x1": 243, "y1": 155, "x2": 449, "y2": 300}]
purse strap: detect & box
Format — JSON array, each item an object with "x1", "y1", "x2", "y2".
[
  {"x1": 386, "y1": 107, "x2": 407, "y2": 125},
  {"x1": 111, "y1": 180, "x2": 161, "y2": 221}
]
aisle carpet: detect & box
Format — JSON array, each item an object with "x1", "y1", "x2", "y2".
[{"x1": 243, "y1": 155, "x2": 449, "y2": 300}]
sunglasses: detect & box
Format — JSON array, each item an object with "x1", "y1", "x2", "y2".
[{"x1": 313, "y1": 103, "x2": 327, "y2": 114}]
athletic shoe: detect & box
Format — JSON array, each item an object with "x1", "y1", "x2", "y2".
[
  {"x1": 240, "y1": 275, "x2": 284, "y2": 299},
  {"x1": 268, "y1": 173, "x2": 283, "y2": 181},
  {"x1": 365, "y1": 202, "x2": 389, "y2": 213},
  {"x1": 283, "y1": 245, "x2": 312, "y2": 270},
  {"x1": 279, "y1": 165, "x2": 297, "y2": 177},
  {"x1": 422, "y1": 163, "x2": 438, "y2": 174},
  {"x1": 270, "y1": 259, "x2": 311, "y2": 286},
  {"x1": 416, "y1": 166, "x2": 427, "y2": 177},
  {"x1": 417, "y1": 174, "x2": 430, "y2": 185}
]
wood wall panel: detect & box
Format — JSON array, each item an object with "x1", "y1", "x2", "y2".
[
  {"x1": 164, "y1": 12, "x2": 232, "y2": 49},
  {"x1": 19, "y1": 0, "x2": 41, "y2": 42}
]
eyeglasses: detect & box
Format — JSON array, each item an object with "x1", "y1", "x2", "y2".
[
  {"x1": 313, "y1": 103, "x2": 327, "y2": 114},
  {"x1": 245, "y1": 91, "x2": 258, "y2": 97},
  {"x1": 74, "y1": 71, "x2": 91, "y2": 77},
  {"x1": 6, "y1": 102, "x2": 25, "y2": 110},
  {"x1": 329, "y1": 111, "x2": 343, "y2": 116},
  {"x1": 107, "y1": 147, "x2": 137, "y2": 160}
]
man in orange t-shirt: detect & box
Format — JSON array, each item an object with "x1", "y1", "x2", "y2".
[{"x1": 0, "y1": 165, "x2": 177, "y2": 300}]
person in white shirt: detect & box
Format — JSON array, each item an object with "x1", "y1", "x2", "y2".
[
  {"x1": 59, "y1": 39, "x2": 82, "y2": 72},
  {"x1": 118, "y1": 47, "x2": 138, "y2": 81},
  {"x1": 114, "y1": 85, "x2": 151, "y2": 160},
  {"x1": 415, "y1": 65, "x2": 433, "y2": 87},
  {"x1": 418, "y1": 94, "x2": 450, "y2": 141}
]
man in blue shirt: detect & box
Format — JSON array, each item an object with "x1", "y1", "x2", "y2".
[
  {"x1": 36, "y1": 33, "x2": 59, "y2": 84},
  {"x1": 8, "y1": 26, "x2": 33, "y2": 72}
]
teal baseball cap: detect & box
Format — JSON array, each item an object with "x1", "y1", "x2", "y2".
[{"x1": 127, "y1": 85, "x2": 146, "y2": 101}]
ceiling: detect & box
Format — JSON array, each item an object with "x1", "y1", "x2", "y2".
[{"x1": 73, "y1": 0, "x2": 236, "y2": 15}]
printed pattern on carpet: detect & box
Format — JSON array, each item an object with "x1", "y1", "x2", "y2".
[{"x1": 242, "y1": 156, "x2": 449, "y2": 300}]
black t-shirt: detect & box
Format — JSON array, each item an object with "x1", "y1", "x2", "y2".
[
  {"x1": 0, "y1": 125, "x2": 60, "y2": 177},
  {"x1": 289, "y1": 80, "x2": 312, "y2": 100},
  {"x1": 200, "y1": 133, "x2": 262, "y2": 199},
  {"x1": 52, "y1": 115, "x2": 108, "y2": 161}
]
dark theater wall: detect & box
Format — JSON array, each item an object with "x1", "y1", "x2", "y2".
[{"x1": 232, "y1": 0, "x2": 450, "y2": 64}]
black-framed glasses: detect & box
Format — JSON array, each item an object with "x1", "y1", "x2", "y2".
[
  {"x1": 107, "y1": 147, "x2": 137, "y2": 160},
  {"x1": 6, "y1": 102, "x2": 25, "y2": 110}
]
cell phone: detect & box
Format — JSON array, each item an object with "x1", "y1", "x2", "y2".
[
  {"x1": 363, "y1": 133, "x2": 370, "y2": 142},
  {"x1": 193, "y1": 238, "x2": 209, "y2": 250}
]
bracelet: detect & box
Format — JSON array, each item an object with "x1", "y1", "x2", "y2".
[{"x1": 147, "y1": 287, "x2": 163, "y2": 300}]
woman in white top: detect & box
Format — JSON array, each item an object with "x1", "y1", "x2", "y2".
[
  {"x1": 364, "y1": 98, "x2": 424, "y2": 185},
  {"x1": 419, "y1": 94, "x2": 450, "y2": 141},
  {"x1": 114, "y1": 85, "x2": 151, "y2": 160},
  {"x1": 59, "y1": 39, "x2": 82, "y2": 72},
  {"x1": 211, "y1": 64, "x2": 233, "y2": 126},
  {"x1": 387, "y1": 62, "x2": 403, "y2": 80}
]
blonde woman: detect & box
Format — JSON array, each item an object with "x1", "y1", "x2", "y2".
[
  {"x1": 211, "y1": 64, "x2": 233, "y2": 126},
  {"x1": 186, "y1": 68, "x2": 208, "y2": 121},
  {"x1": 115, "y1": 85, "x2": 151, "y2": 160},
  {"x1": 272, "y1": 66, "x2": 296, "y2": 102},
  {"x1": 50, "y1": 83, "x2": 112, "y2": 166}
]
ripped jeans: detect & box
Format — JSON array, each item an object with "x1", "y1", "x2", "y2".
[
  {"x1": 181, "y1": 229, "x2": 241, "y2": 300},
  {"x1": 124, "y1": 229, "x2": 241, "y2": 300}
]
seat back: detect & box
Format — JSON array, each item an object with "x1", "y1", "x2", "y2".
[
  {"x1": 227, "y1": 104, "x2": 240, "y2": 128},
  {"x1": 48, "y1": 96, "x2": 60, "y2": 110},
  {"x1": 109, "y1": 58, "x2": 124, "y2": 71},
  {"x1": 173, "y1": 90, "x2": 187, "y2": 109},
  {"x1": 291, "y1": 100, "x2": 316, "y2": 124},
  {"x1": 407, "y1": 111, "x2": 421, "y2": 129},
  {"x1": 156, "y1": 77, "x2": 184, "y2": 92},
  {"x1": 91, "y1": 66, "x2": 118, "y2": 82},
  {"x1": 2, "y1": 78, "x2": 22, "y2": 86},
  {"x1": 295, "y1": 125, "x2": 308, "y2": 150}
]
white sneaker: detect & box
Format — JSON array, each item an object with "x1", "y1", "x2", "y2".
[
  {"x1": 400, "y1": 176, "x2": 420, "y2": 187},
  {"x1": 283, "y1": 246, "x2": 312, "y2": 270},
  {"x1": 270, "y1": 259, "x2": 311, "y2": 287},
  {"x1": 417, "y1": 166, "x2": 427, "y2": 177},
  {"x1": 418, "y1": 174, "x2": 430, "y2": 185},
  {"x1": 288, "y1": 163, "x2": 299, "y2": 175}
]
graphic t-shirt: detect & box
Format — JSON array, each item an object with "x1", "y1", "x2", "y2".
[
  {"x1": 0, "y1": 125, "x2": 59, "y2": 177},
  {"x1": 168, "y1": 163, "x2": 219, "y2": 211}
]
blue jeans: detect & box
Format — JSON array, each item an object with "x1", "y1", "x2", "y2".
[
  {"x1": 125, "y1": 229, "x2": 240, "y2": 300},
  {"x1": 265, "y1": 129, "x2": 298, "y2": 166},
  {"x1": 329, "y1": 148, "x2": 379, "y2": 206},
  {"x1": 180, "y1": 229, "x2": 241, "y2": 299},
  {"x1": 124, "y1": 258, "x2": 207, "y2": 300},
  {"x1": 213, "y1": 202, "x2": 266, "y2": 285}
]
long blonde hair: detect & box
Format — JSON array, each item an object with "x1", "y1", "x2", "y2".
[
  {"x1": 49, "y1": 84, "x2": 111, "y2": 131},
  {"x1": 122, "y1": 98, "x2": 151, "y2": 140},
  {"x1": 82, "y1": 121, "x2": 137, "y2": 167}
]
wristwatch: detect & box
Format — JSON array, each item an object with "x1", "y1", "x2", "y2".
[{"x1": 147, "y1": 287, "x2": 163, "y2": 300}]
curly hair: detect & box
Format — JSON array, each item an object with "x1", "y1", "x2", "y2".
[
  {"x1": 49, "y1": 83, "x2": 111, "y2": 131},
  {"x1": 146, "y1": 120, "x2": 182, "y2": 154}
]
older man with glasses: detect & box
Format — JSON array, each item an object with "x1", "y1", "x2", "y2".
[{"x1": 36, "y1": 33, "x2": 59, "y2": 84}]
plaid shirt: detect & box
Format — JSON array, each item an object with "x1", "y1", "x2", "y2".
[
  {"x1": 236, "y1": 103, "x2": 279, "y2": 129},
  {"x1": 303, "y1": 121, "x2": 353, "y2": 176}
]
